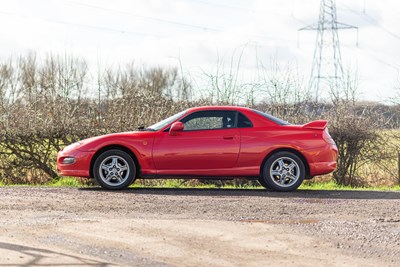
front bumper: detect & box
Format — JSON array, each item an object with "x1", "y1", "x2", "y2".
[{"x1": 57, "y1": 149, "x2": 94, "y2": 178}]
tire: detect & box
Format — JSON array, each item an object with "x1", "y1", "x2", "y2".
[
  {"x1": 261, "y1": 151, "x2": 305, "y2": 192},
  {"x1": 258, "y1": 177, "x2": 271, "y2": 189},
  {"x1": 93, "y1": 149, "x2": 136, "y2": 190}
]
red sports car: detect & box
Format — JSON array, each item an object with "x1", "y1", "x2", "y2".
[{"x1": 57, "y1": 106, "x2": 337, "y2": 192}]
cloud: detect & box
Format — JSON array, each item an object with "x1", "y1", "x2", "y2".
[{"x1": 0, "y1": 0, "x2": 399, "y2": 101}]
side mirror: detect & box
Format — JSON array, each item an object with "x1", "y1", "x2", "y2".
[{"x1": 169, "y1": 122, "x2": 184, "y2": 136}]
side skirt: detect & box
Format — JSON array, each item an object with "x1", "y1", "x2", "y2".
[{"x1": 139, "y1": 175, "x2": 260, "y2": 180}]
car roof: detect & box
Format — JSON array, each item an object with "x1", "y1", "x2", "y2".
[
  {"x1": 183, "y1": 106, "x2": 288, "y2": 127},
  {"x1": 186, "y1": 106, "x2": 252, "y2": 113}
]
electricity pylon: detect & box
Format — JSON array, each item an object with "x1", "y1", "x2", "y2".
[{"x1": 299, "y1": 0, "x2": 358, "y2": 102}]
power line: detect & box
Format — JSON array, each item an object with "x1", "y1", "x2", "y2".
[
  {"x1": 338, "y1": 3, "x2": 400, "y2": 42},
  {"x1": 64, "y1": 0, "x2": 296, "y2": 43},
  {"x1": 182, "y1": 0, "x2": 254, "y2": 12},
  {"x1": 362, "y1": 13, "x2": 400, "y2": 40},
  {"x1": 0, "y1": 8, "x2": 295, "y2": 47},
  {"x1": 361, "y1": 49, "x2": 400, "y2": 71},
  {"x1": 335, "y1": 3, "x2": 400, "y2": 72},
  {"x1": 0, "y1": 10, "x2": 168, "y2": 38},
  {"x1": 183, "y1": 0, "x2": 310, "y2": 26},
  {"x1": 1, "y1": 0, "x2": 306, "y2": 44},
  {"x1": 65, "y1": 0, "x2": 224, "y2": 33},
  {"x1": 341, "y1": 43, "x2": 400, "y2": 71}
]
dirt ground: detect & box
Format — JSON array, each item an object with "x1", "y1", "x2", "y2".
[{"x1": 0, "y1": 187, "x2": 399, "y2": 266}]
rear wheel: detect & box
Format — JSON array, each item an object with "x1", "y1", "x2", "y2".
[
  {"x1": 261, "y1": 151, "x2": 305, "y2": 192},
  {"x1": 93, "y1": 149, "x2": 136, "y2": 190}
]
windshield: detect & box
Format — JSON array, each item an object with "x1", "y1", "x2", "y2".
[
  {"x1": 252, "y1": 109, "x2": 290, "y2": 125},
  {"x1": 147, "y1": 110, "x2": 187, "y2": 131}
]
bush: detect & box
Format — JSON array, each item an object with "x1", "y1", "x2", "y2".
[
  {"x1": 0, "y1": 53, "x2": 399, "y2": 187},
  {"x1": 0, "y1": 54, "x2": 190, "y2": 183},
  {"x1": 327, "y1": 102, "x2": 380, "y2": 185}
]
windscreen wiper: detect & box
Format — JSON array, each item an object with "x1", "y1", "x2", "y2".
[{"x1": 137, "y1": 126, "x2": 155, "y2": 131}]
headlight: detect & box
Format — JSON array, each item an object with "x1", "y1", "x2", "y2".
[{"x1": 61, "y1": 157, "x2": 76, "y2": 164}]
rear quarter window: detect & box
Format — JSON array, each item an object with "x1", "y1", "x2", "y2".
[
  {"x1": 237, "y1": 112, "x2": 253, "y2": 128},
  {"x1": 252, "y1": 109, "x2": 290, "y2": 125}
]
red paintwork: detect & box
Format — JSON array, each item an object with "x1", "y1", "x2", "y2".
[
  {"x1": 169, "y1": 122, "x2": 184, "y2": 135},
  {"x1": 57, "y1": 106, "x2": 338, "y2": 179},
  {"x1": 303, "y1": 120, "x2": 328, "y2": 130}
]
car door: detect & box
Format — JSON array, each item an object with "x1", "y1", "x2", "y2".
[{"x1": 152, "y1": 110, "x2": 240, "y2": 173}]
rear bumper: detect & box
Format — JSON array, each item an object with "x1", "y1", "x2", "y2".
[
  {"x1": 308, "y1": 144, "x2": 338, "y2": 176},
  {"x1": 309, "y1": 161, "x2": 337, "y2": 176},
  {"x1": 57, "y1": 149, "x2": 94, "y2": 178}
]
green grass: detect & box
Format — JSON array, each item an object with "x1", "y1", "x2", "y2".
[
  {"x1": 48, "y1": 177, "x2": 88, "y2": 187},
  {"x1": 132, "y1": 180, "x2": 400, "y2": 191},
  {"x1": 132, "y1": 179, "x2": 400, "y2": 191},
  {"x1": 0, "y1": 177, "x2": 89, "y2": 187},
  {"x1": 300, "y1": 180, "x2": 400, "y2": 191},
  {"x1": 1, "y1": 177, "x2": 399, "y2": 191}
]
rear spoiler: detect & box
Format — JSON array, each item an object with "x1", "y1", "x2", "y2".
[{"x1": 302, "y1": 120, "x2": 328, "y2": 130}]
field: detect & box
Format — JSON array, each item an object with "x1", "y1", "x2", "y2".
[{"x1": 349, "y1": 129, "x2": 400, "y2": 186}]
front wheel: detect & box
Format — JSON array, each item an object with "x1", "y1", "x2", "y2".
[
  {"x1": 260, "y1": 152, "x2": 305, "y2": 192},
  {"x1": 93, "y1": 149, "x2": 136, "y2": 190}
]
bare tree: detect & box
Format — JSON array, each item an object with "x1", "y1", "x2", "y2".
[{"x1": 0, "y1": 52, "x2": 399, "y2": 187}]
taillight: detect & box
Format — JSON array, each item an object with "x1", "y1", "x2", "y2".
[{"x1": 323, "y1": 128, "x2": 336, "y2": 145}]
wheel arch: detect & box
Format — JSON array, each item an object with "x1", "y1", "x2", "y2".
[
  {"x1": 89, "y1": 145, "x2": 140, "y2": 178},
  {"x1": 260, "y1": 148, "x2": 310, "y2": 179}
]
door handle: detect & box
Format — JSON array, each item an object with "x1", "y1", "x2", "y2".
[{"x1": 223, "y1": 136, "x2": 234, "y2": 140}]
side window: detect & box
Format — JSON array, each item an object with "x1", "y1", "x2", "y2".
[
  {"x1": 181, "y1": 110, "x2": 236, "y2": 131},
  {"x1": 237, "y1": 112, "x2": 253, "y2": 128}
]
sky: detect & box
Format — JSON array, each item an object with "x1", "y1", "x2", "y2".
[{"x1": 0, "y1": 0, "x2": 399, "y2": 102}]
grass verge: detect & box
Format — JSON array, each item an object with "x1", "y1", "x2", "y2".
[
  {"x1": 48, "y1": 177, "x2": 90, "y2": 187},
  {"x1": 0, "y1": 178, "x2": 399, "y2": 191},
  {"x1": 300, "y1": 180, "x2": 400, "y2": 191}
]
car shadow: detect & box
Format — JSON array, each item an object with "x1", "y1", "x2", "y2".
[
  {"x1": 0, "y1": 242, "x2": 110, "y2": 267},
  {"x1": 79, "y1": 187, "x2": 400, "y2": 200}
]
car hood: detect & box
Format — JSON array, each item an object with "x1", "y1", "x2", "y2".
[{"x1": 62, "y1": 131, "x2": 157, "y2": 152}]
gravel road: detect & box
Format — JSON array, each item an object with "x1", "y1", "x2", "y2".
[{"x1": 0, "y1": 187, "x2": 399, "y2": 266}]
